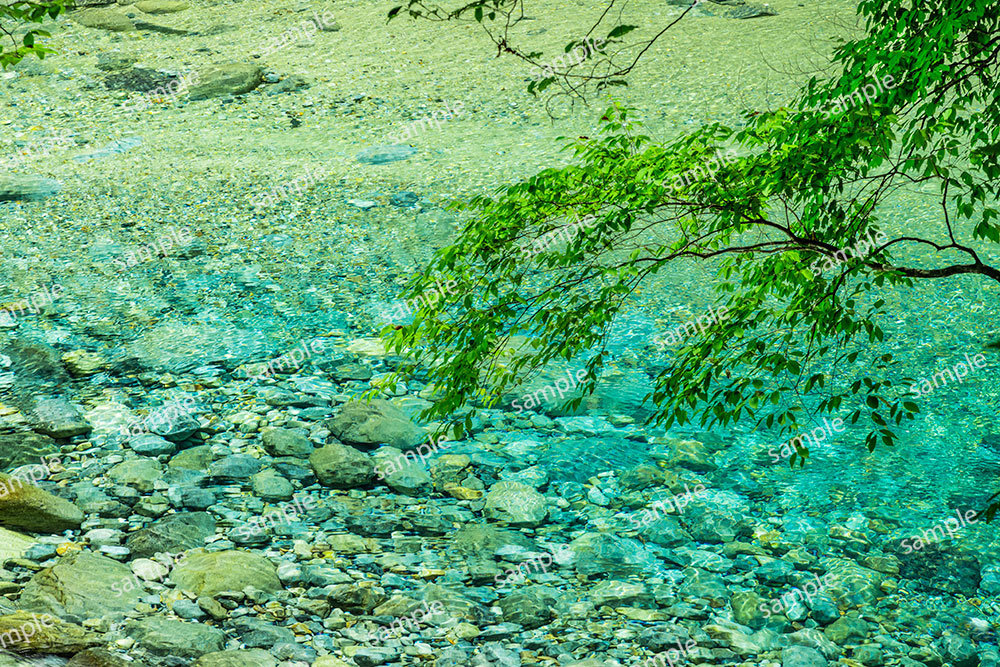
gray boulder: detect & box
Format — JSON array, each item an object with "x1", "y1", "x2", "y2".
[
  {"x1": 125, "y1": 511, "x2": 216, "y2": 558},
  {"x1": 69, "y1": 7, "x2": 136, "y2": 31},
  {"x1": 261, "y1": 428, "x2": 313, "y2": 458},
  {"x1": 126, "y1": 617, "x2": 225, "y2": 658},
  {"x1": 170, "y1": 549, "x2": 281, "y2": 596},
  {"x1": 637, "y1": 516, "x2": 692, "y2": 548},
  {"x1": 309, "y1": 442, "x2": 376, "y2": 489},
  {"x1": 250, "y1": 469, "x2": 294, "y2": 501},
  {"x1": 325, "y1": 399, "x2": 424, "y2": 450},
  {"x1": 497, "y1": 587, "x2": 559, "y2": 629},
  {"x1": 385, "y1": 464, "x2": 432, "y2": 497},
  {"x1": 188, "y1": 64, "x2": 264, "y2": 100},
  {"x1": 20, "y1": 551, "x2": 144, "y2": 617},
  {"x1": 107, "y1": 458, "x2": 162, "y2": 491},
  {"x1": 129, "y1": 434, "x2": 177, "y2": 457},
  {"x1": 148, "y1": 408, "x2": 200, "y2": 441},
  {"x1": 30, "y1": 396, "x2": 91, "y2": 438},
  {"x1": 569, "y1": 533, "x2": 656, "y2": 578},
  {"x1": 589, "y1": 580, "x2": 654, "y2": 608},
  {"x1": 450, "y1": 524, "x2": 536, "y2": 557}
]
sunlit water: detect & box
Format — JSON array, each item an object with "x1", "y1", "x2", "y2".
[{"x1": 1, "y1": 0, "x2": 999, "y2": 662}]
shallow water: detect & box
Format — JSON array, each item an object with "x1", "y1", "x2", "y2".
[{"x1": 1, "y1": 0, "x2": 999, "y2": 665}]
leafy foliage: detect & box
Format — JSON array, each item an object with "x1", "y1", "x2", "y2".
[
  {"x1": 382, "y1": 1, "x2": 1000, "y2": 504},
  {"x1": 1, "y1": 0, "x2": 70, "y2": 69}
]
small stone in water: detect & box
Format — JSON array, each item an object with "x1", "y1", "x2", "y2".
[{"x1": 355, "y1": 144, "x2": 417, "y2": 165}]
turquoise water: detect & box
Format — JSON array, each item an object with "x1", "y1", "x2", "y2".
[{"x1": 0, "y1": 0, "x2": 999, "y2": 665}]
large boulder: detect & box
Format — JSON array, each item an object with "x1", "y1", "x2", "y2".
[
  {"x1": 19, "y1": 551, "x2": 144, "y2": 618},
  {"x1": 731, "y1": 590, "x2": 769, "y2": 630},
  {"x1": 107, "y1": 458, "x2": 162, "y2": 492},
  {"x1": 147, "y1": 406, "x2": 200, "y2": 441},
  {"x1": 69, "y1": 7, "x2": 136, "y2": 31},
  {"x1": 30, "y1": 397, "x2": 91, "y2": 438},
  {"x1": 170, "y1": 550, "x2": 281, "y2": 596},
  {"x1": 3, "y1": 339, "x2": 68, "y2": 383},
  {"x1": 125, "y1": 512, "x2": 216, "y2": 558},
  {"x1": 261, "y1": 428, "x2": 313, "y2": 458},
  {"x1": 187, "y1": 64, "x2": 263, "y2": 101},
  {"x1": 135, "y1": 0, "x2": 189, "y2": 13},
  {"x1": 497, "y1": 587, "x2": 559, "y2": 629},
  {"x1": 636, "y1": 516, "x2": 692, "y2": 548},
  {"x1": 0, "y1": 612, "x2": 100, "y2": 654},
  {"x1": 129, "y1": 434, "x2": 176, "y2": 457},
  {"x1": 483, "y1": 481, "x2": 548, "y2": 527},
  {"x1": 0, "y1": 472, "x2": 83, "y2": 533},
  {"x1": 324, "y1": 399, "x2": 424, "y2": 450},
  {"x1": 125, "y1": 617, "x2": 225, "y2": 658},
  {"x1": 384, "y1": 463, "x2": 432, "y2": 497},
  {"x1": 250, "y1": 469, "x2": 293, "y2": 501},
  {"x1": 309, "y1": 442, "x2": 376, "y2": 489},
  {"x1": 679, "y1": 567, "x2": 730, "y2": 600},
  {"x1": 169, "y1": 445, "x2": 215, "y2": 471},
  {"x1": 819, "y1": 558, "x2": 884, "y2": 608}
]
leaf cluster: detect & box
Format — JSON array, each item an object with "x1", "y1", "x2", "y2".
[
  {"x1": 381, "y1": 1, "x2": 1000, "y2": 511},
  {"x1": 1, "y1": 0, "x2": 70, "y2": 69}
]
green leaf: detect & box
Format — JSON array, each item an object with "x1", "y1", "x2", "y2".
[{"x1": 607, "y1": 24, "x2": 638, "y2": 39}]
